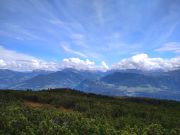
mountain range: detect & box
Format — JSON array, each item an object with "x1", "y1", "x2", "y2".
[{"x1": 0, "y1": 68, "x2": 179, "y2": 101}]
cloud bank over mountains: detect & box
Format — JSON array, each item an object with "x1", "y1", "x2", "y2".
[
  {"x1": 0, "y1": 46, "x2": 57, "y2": 71},
  {"x1": 0, "y1": 46, "x2": 179, "y2": 71},
  {"x1": 112, "y1": 53, "x2": 180, "y2": 71}
]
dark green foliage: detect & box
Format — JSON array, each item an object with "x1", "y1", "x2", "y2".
[{"x1": 0, "y1": 89, "x2": 180, "y2": 135}]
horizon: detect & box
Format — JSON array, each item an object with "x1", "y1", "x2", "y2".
[{"x1": 0, "y1": 0, "x2": 180, "y2": 71}]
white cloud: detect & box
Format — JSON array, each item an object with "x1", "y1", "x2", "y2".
[
  {"x1": 61, "y1": 58, "x2": 96, "y2": 70},
  {"x1": 0, "y1": 23, "x2": 41, "y2": 41},
  {"x1": 0, "y1": 46, "x2": 105, "y2": 71},
  {"x1": 0, "y1": 46, "x2": 58, "y2": 71},
  {"x1": 112, "y1": 53, "x2": 180, "y2": 71},
  {"x1": 101, "y1": 61, "x2": 109, "y2": 70},
  {"x1": 155, "y1": 42, "x2": 180, "y2": 53},
  {"x1": 0, "y1": 46, "x2": 180, "y2": 71},
  {"x1": 61, "y1": 58, "x2": 109, "y2": 71},
  {"x1": 0, "y1": 59, "x2": 6, "y2": 66},
  {"x1": 0, "y1": 46, "x2": 36, "y2": 61},
  {"x1": 61, "y1": 43, "x2": 87, "y2": 58}
]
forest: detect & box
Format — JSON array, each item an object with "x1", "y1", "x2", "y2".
[{"x1": 0, "y1": 88, "x2": 180, "y2": 135}]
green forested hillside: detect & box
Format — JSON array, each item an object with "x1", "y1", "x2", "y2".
[{"x1": 0, "y1": 89, "x2": 180, "y2": 135}]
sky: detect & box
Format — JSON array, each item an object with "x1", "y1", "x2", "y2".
[{"x1": 0, "y1": 0, "x2": 180, "y2": 71}]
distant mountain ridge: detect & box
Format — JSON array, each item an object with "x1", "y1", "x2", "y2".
[
  {"x1": 0, "y1": 69, "x2": 53, "y2": 89},
  {"x1": 12, "y1": 69, "x2": 85, "y2": 89},
  {"x1": 0, "y1": 68, "x2": 179, "y2": 101}
]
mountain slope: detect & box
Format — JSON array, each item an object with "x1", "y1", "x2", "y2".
[
  {"x1": 12, "y1": 69, "x2": 85, "y2": 89},
  {"x1": 12, "y1": 68, "x2": 106, "y2": 90},
  {"x1": 101, "y1": 70, "x2": 180, "y2": 91},
  {"x1": 0, "y1": 69, "x2": 51, "y2": 88},
  {"x1": 0, "y1": 68, "x2": 180, "y2": 100},
  {"x1": 0, "y1": 89, "x2": 180, "y2": 134}
]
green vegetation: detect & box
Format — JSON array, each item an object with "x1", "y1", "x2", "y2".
[{"x1": 0, "y1": 88, "x2": 180, "y2": 135}]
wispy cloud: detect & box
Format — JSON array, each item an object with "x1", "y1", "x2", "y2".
[
  {"x1": 1, "y1": 0, "x2": 180, "y2": 65},
  {"x1": 70, "y1": 33, "x2": 88, "y2": 48},
  {"x1": 0, "y1": 46, "x2": 107, "y2": 71},
  {"x1": 0, "y1": 23, "x2": 43, "y2": 41},
  {"x1": 0, "y1": 45, "x2": 58, "y2": 71},
  {"x1": 155, "y1": 42, "x2": 180, "y2": 53},
  {"x1": 61, "y1": 42, "x2": 87, "y2": 58},
  {"x1": 93, "y1": 0, "x2": 104, "y2": 25}
]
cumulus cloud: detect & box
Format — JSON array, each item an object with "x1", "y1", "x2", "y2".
[
  {"x1": 101, "y1": 61, "x2": 109, "y2": 70},
  {"x1": 0, "y1": 46, "x2": 108, "y2": 71},
  {"x1": 61, "y1": 58, "x2": 109, "y2": 71},
  {"x1": 0, "y1": 46, "x2": 180, "y2": 71},
  {"x1": 61, "y1": 58, "x2": 95, "y2": 70},
  {"x1": 112, "y1": 53, "x2": 180, "y2": 71},
  {"x1": 0, "y1": 59, "x2": 6, "y2": 66}
]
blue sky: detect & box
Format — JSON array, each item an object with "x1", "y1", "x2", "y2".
[{"x1": 0, "y1": 0, "x2": 180, "y2": 71}]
